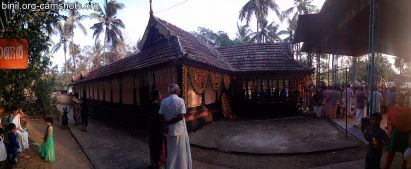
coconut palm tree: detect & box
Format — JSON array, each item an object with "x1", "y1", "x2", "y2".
[
  {"x1": 51, "y1": 21, "x2": 72, "y2": 83},
  {"x1": 90, "y1": 0, "x2": 125, "y2": 63},
  {"x1": 239, "y1": 0, "x2": 280, "y2": 43},
  {"x1": 280, "y1": 0, "x2": 318, "y2": 39},
  {"x1": 66, "y1": 8, "x2": 87, "y2": 77},
  {"x1": 250, "y1": 19, "x2": 283, "y2": 43},
  {"x1": 236, "y1": 23, "x2": 252, "y2": 44}
]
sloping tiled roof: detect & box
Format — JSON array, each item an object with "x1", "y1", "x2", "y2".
[
  {"x1": 155, "y1": 17, "x2": 234, "y2": 71},
  {"x1": 76, "y1": 39, "x2": 181, "y2": 82},
  {"x1": 218, "y1": 43, "x2": 312, "y2": 72},
  {"x1": 75, "y1": 18, "x2": 311, "y2": 84}
]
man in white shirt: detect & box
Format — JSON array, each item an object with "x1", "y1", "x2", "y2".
[
  {"x1": 368, "y1": 88, "x2": 383, "y2": 114},
  {"x1": 12, "y1": 107, "x2": 29, "y2": 153},
  {"x1": 159, "y1": 84, "x2": 192, "y2": 169}
]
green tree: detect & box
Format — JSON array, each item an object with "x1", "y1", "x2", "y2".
[
  {"x1": 66, "y1": 8, "x2": 87, "y2": 77},
  {"x1": 349, "y1": 55, "x2": 396, "y2": 82},
  {"x1": 0, "y1": 0, "x2": 60, "y2": 114},
  {"x1": 250, "y1": 19, "x2": 284, "y2": 43},
  {"x1": 90, "y1": 0, "x2": 125, "y2": 64},
  {"x1": 51, "y1": 21, "x2": 72, "y2": 83},
  {"x1": 193, "y1": 27, "x2": 237, "y2": 47},
  {"x1": 280, "y1": 0, "x2": 318, "y2": 41},
  {"x1": 235, "y1": 23, "x2": 252, "y2": 44},
  {"x1": 239, "y1": 0, "x2": 280, "y2": 43}
]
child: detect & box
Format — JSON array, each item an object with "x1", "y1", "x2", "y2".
[
  {"x1": 0, "y1": 128, "x2": 6, "y2": 162},
  {"x1": 363, "y1": 113, "x2": 389, "y2": 169},
  {"x1": 61, "y1": 107, "x2": 69, "y2": 128},
  {"x1": 39, "y1": 117, "x2": 55, "y2": 162},
  {"x1": 7, "y1": 123, "x2": 19, "y2": 164}
]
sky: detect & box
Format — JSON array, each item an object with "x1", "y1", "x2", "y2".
[{"x1": 51, "y1": 0, "x2": 327, "y2": 69}]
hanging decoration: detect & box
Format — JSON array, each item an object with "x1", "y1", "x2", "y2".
[
  {"x1": 223, "y1": 74, "x2": 231, "y2": 90},
  {"x1": 182, "y1": 65, "x2": 189, "y2": 106},
  {"x1": 210, "y1": 71, "x2": 222, "y2": 91},
  {"x1": 221, "y1": 92, "x2": 235, "y2": 119},
  {"x1": 189, "y1": 66, "x2": 209, "y2": 94},
  {"x1": 154, "y1": 67, "x2": 178, "y2": 96}
]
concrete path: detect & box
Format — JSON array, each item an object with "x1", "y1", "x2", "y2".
[
  {"x1": 190, "y1": 117, "x2": 361, "y2": 154},
  {"x1": 28, "y1": 119, "x2": 93, "y2": 169},
  {"x1": 67, "y1": 114, "x2": 230, "y2": 169},
  {"x1": 308, "y1": 160, "x2": 364, "y2": 169}
]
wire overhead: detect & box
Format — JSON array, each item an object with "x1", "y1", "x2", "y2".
[{"x1": 154, "y1": 0, "x2": 190, "y2": 14}]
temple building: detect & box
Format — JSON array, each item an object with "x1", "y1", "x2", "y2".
[{"x1": 73, "y1": 15, "x2": 313, "y2": 130}]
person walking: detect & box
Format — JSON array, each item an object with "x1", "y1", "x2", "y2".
[
  {"x1": 386, "y1": 87, "x2": 397, "y2": 112},
  {"x1": 81, "y1": 97, "x2": 89, "y2": 132},
  {"x1": 313, "y1": 89, "x2": 323, "y2": 118},
  {"x1": 343, "y1": 85, "x2": 354, "y2": 117},
  {"x1": 149, "y1": 90, "x2": 166, "y2": 169},
  {"x1": 39, "y1": 117, "x2": 56, "y2": 163},
  {"x1": 364, "y1": 113, "x2": 389, "y2": 169},
  {"x1": 368, "y1": 88, "x2": 383, "y2": 114},
  {"x1": 355, "y1": 86, "x2": 367, "y2": 128},
  {"x1": 384, "y1": 94, "x2": 411, "y2": 169},
  {"x1": 159, "y1": 84, "x2": 192, "y2": 169}
]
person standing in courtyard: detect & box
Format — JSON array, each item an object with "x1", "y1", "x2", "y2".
[
  {"x1": 7, "y1": 123, "x2": 19, "y2": 164},
  {"x1": 39, "y1": 117, "x2": 56, "y2": 163},
  {"x1": 149, "y1": 90, "x2": 166, "y2": 169},
  {"x1": 12, "y1": 106, "x2": 29, "y2": 152},
  {"x1": 313, "y1": 89, "x2": 323, "y2": 118},
  {"x1": 329, "y1": 86, "x2": 339, "y2": 119},
  {"x1": 81, "y1": 97, "x2": 89, "y2": 132},
  {"x1": 384, "y1": 94, "x2": 411, "y2": 169},
  {"x1": 363, "y1": 113, "x2": 389, "y2": 169},
  {"x1": 386, "y1": 87, "x2": 397, "y2": 112},
  {"x1": 159, "y1": 84, "x2": 192, "y2": 169},
  {"x1": 343, "y1": 84, "x2": 354, "y2": 117},
  {"x1": 355, "y1": 86, "x2": 367, "y2": 128},
  {"x1": 368, "y1": 88, "x2": 383, "y2": 114},
  {"x1": 323, "y1": 86, "x2": 332, "y2": 118}
]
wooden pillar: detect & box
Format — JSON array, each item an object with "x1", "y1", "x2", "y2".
[
  {"x1": 97, "y1": 81, "x2": 100, "y2": 101},
  {"x1": 110, "y1": 79, "x2": 113, "y2": 103},
  {"x1": 133, "y1": 76, "x2": 137, "y2": 106},
  {"x1": 119, "y1": 77, "x2": 123, "y2": 104}
]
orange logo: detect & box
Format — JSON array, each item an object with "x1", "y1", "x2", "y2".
[{"x1": 0, "y1": 39, "x2": 28, "y2": 69}]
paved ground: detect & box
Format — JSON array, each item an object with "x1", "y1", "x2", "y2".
[
  {"x1": 190, "y1": 117, "x2": 361, "y2": 154},
  {"x1": 67, "y1": 113, "x2": 228, "y2": 169},
  {"x1": 28, "y1": 119, "x2": 93, "y2": 169},
  {"x1": 308, "y1": 160, "x2": 364, "y2": 169},
  {"x1": 47, "y1": 103, "x2": 403, "y2": 169}
]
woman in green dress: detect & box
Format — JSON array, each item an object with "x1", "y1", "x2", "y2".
[{"x1": 39, "y1": 117, "x2": 56, "y2": 162}]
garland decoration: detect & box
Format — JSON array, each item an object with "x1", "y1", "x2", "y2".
[
  {"x1": 223, "y1": 74, "x2": 231, "y2": 90},
  {"x1": 189, "y1": 66, "x2": 209, "y2": 95},
  {"x1": 182, "y1": 65, "x2": 189, "y2": 106},
  {"x1": 210, "y1": 71, "x2": 222, "y2": 91},
  {"x1": 221, "y1": 92, "x2": 235, "y2": 119}
]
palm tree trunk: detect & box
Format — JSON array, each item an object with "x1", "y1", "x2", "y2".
[
  {"x1": 64, "y1": 51, "x2": 68, "y2": 83},
  {"x1": 256, "y1": 0, "x2": 261, "y2": 43},
  {"x1": 353, "y1": 57, "x2": 358, "y2": 81},
  {"x1": 71, "y1": 36, "x2": 77, "y2": 78}
]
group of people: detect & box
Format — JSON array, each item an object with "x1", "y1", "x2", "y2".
[
  {"x1": 0, "y1": 106, "x2": 55, "y2": 164},
  {"x1": 310, "y1": 83, "x2": 401, "y2": 126},
  {"x1": 148, "y1": 84, "x2": 192, "y2": 169},
  {"x1": 69, "y1": 93, "x2": 89, "y2": 132},
  {"x1": 362, "y1": 93, "x2": 411, "y2": 169},
  {"x1": 308, "y1": 82, "x2": 411, "y2": 169}
]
